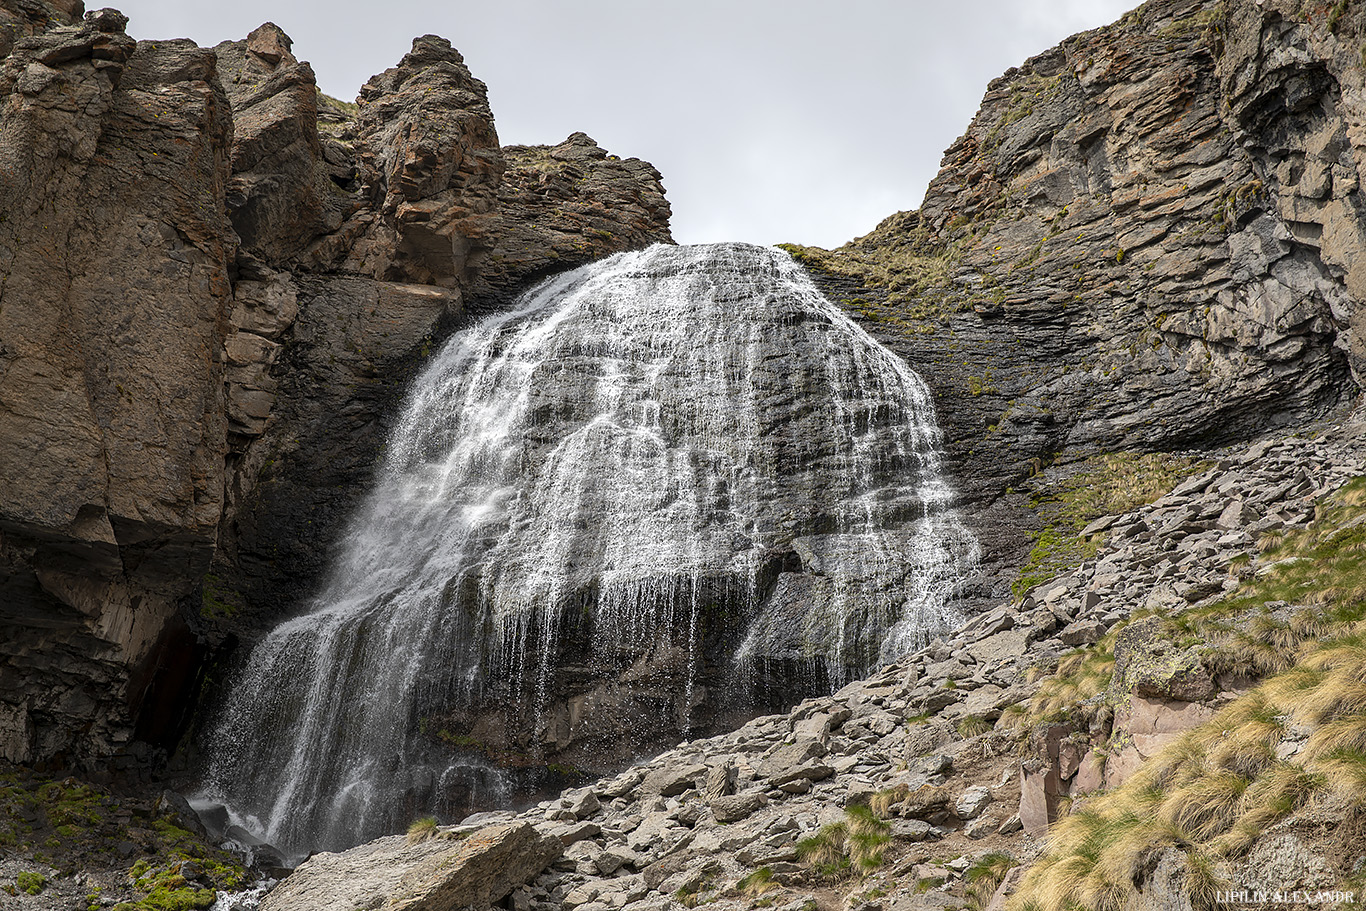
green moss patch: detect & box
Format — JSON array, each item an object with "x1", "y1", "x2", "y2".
[
  {"x1": 1013, "y1": 452, "x2": 1205, "y2": 599},
  {"x1": 0, "y1": 763, "x2": 250, "y2": 907}
]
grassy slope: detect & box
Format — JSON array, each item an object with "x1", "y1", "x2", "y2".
[{"x1": 1008, "y1": 477, "x2": 1366, "y2": 910}]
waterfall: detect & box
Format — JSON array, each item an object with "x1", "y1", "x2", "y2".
[{"x1": 200, "y1": 242, "x2": 978, "y2": 858}]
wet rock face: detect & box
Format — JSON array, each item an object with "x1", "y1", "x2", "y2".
[
  {"x1": 200, "y1": 244, "x2": 974, "y2": 859},
  {"x1": 0, "y1": 11, "x2": 233, "y2": 762},
  {"x1": 213, "y1": 275, "x2": 462, "y2": 627},
  {"x1": 798, "y1": 0, "x2": 1364, "y2": 601}
]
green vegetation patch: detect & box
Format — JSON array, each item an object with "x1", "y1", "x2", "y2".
[
  {"x1": 1158, "y1": 2, "x2": 1225, "y2": 38},
  {"x1": 734, "y1": 867, "x2": 779, "y2": 898},
  {"x1": 795, "y1": 805, "x2": 891, "y2": 882},
  {"x1": 1013, "y1": 452, "x2": 1205, "y2": 600},
  {"x1": 316, "y1": 90, "x2": 358, "y2": 117},
  {"x1": 965, "y1": 853, "x2": 1018, "y2": 910},
  {"x1": 984, "y1": 72, "x2": 1063, "y2": 150},
  {"x1": 200, "y1": 573, "x2": 246, "y2": 620},
  {"x1": 1004, "y1": 639, "x2": 1119, "y2": 733},
  {"x1": 406, "y1": 816, "x2": 438, "y2": 843},
  {"x1": 116, "y1": 863, "x2": 219, "y2": 911},
  {"x1": 16, "y1": 871, "x2": 46, "y2": 894},
  {"x1": 0, "y1": 763, "x2": 249, "y2": 909},
  {"x1": 505, "y1": 144, "x2": 567, "y2": 176},
  {"x1": 776, "y1": 239, "x2": 960, "y2": 320}
]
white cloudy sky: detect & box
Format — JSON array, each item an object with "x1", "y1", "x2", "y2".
[{"x1": 112, "y1": 1, "x2": 1135, "y2": 248}]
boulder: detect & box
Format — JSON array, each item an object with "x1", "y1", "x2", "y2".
[
  {"x1": 562, "y1": 787, "x2": 601, "y2": 820},
  {"x1": 1111, "y1": 617, "x2": 1216, "y2": 702},
  {"x1": 1241, "y1": 833, "x2": 1336, "y2": 894},
  {"x1": 966, "y1": 630, "x2": 1030, "y2": 665},
  {"x1": 900, "y1": 785, "x2": 952, "y2": 820},
  {"x1": 641, "y1": 764, "x2": 706, "y2": 798},
  {"x1": 703, "y1": 763, "x2": 736, "y2": 799},
  {"x1": 955, "y1": 786, "x2": 992, "y2": 820},
  {"x1": 756, "y1": 738, "x2": 829, "y2": 782},
  {"x1": 1058, "y1": 619, "x2": 1106, "y2": 647},
  {"x1": 1070, "y1": 750, "x2": 1106, "y2": 796},
  {"x1": 710, "y1": 792, "x2": 767, "y2": 824},
  {"x1": 260, "y1": 823, "x2": 562, "y2": 911}
]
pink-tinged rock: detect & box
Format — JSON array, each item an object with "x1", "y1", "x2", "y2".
[
  {"x1": 1071, "y1": 749, "x2": 1106, "y2": 795},
  {"x1": 1116, "y1": 694, "x2": 1216, "y2": 738},
  {"x1": 1058, "y1": 739, "x2": 1084, "y2": 779},
  {"x1": 1103, "y1": 744, "x2": 1147, "y2": 790},
  {"x1": 1019, "y1": 760, "x2": 1060, "y2": 837},
  {"x1": 1104, "y1": 695, "x2": 1216, "y2": 788},
  {"x1": 985, "y1": 865, "x2": 1027, "y2": 911}
]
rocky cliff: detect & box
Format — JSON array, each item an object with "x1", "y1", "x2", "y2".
[
  {"x1": 7, "y1": 0, "x2": 1366, "y2": 907},
  {"x1": 787, "y1": 0, "x2": 1366, "y2": 602},
  {"x1": 0, "y1": 5, "x2": 672, "y2": 769}
]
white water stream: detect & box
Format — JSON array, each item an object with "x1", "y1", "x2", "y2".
[{"x1": 201, "y1": 243, "x2": 977, "y2": 857}]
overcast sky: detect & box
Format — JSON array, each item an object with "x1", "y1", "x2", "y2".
[{"x1": 111, "y1": 1, "x2": 1135, "y2": 248}]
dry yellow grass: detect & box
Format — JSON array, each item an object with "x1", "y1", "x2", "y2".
[{"x1": 1009, "y1": 478, "x2": 1366, "y2": 910}]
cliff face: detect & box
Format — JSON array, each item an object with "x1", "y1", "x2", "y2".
[
  {"x1": 790, "y1": 0, "x2": 1366, "y2": 598},
  {"x1": 0, "y1": 7, "x2": 671, "y2": 767},
  {"x1": 0, "y1": 9, "x2": 234, "y2": 764}
]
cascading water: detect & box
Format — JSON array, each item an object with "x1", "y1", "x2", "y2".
[{"x1": 200, "y1": 242, "x2": 978, "y2": 859}]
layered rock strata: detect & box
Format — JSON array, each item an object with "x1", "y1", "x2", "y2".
[
  {"x1": 792, "y1": 0, "x2": 1366, "y2": 600},
  {"x1": 0, "y1": 8, "x2": 233, "y2": 763}
]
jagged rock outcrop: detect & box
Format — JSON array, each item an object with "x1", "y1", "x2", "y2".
[
  {"x1": 204, "y1": 42, "x2": 672, "y2": 644},
  {"x1": 471, "y1": 132, "x2": 674, "y2": 305},
  {"x1": 213, "y1": 23, "x2": 341, "y2": 265},
  {"x1": 336, "y1": 35, "x2": 504, "y2": 287},
  {"x1": 0, "y1": 0, "x2": 81, "y2": 58},
  {"x1": 0, "y1": 9, "x2": 671, "y2": 766},
  {"x1": 790, "y1": 0, "x2": 1366, "y2": 600},
  {"x1": 0, "y1": 8, "x2": 233, "y2": 763}
]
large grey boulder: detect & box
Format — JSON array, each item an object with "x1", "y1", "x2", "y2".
[{"x1": 260, "y1": 822, "x2": 562, "y2": 911}]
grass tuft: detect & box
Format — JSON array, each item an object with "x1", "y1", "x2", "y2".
[
  {"x1": 406, "y1": 816, "x2": 438, "y2": 843},
  {"x1": 735, "y1": 867, "x2": 779, "y2": 897}
]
